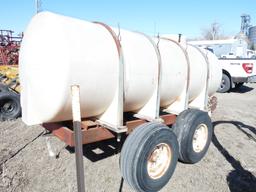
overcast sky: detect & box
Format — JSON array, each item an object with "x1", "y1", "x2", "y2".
[{"x1": 1, "y1": 0, "x2": 255, "y2": 38}]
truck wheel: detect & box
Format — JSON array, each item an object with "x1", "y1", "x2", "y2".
[
  {"x1": 217, "y1": 73, "x2": 230, "y2": 93},
  {"x1": 120, "y1": 122, "x2": 178, "y2": 192},
  {"x1": 234, "y1": 82, "x2": 244, "y2": 89},
  {"x1": 172, "y1": 109, "x2": 212, "y2": 164},
  {"x1": 0, "y1": 91, "x2": 21, "y2": 120}
]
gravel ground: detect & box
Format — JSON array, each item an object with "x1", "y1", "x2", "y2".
[{"x1": 1, "y1": 83, "x2": 256, "y2": 192}]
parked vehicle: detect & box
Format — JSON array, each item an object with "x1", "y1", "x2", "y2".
[{"x1": 217, "y1": 58, "x2": 256, "y2": 93}]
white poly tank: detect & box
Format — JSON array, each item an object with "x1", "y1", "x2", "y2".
[{"x1": 19, "y1": 12, "x2": 222, "y2": 125}]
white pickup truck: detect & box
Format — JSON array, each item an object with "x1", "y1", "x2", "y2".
[{"x1": 218, "y1": 58, "x2": 256, "y2": 93}]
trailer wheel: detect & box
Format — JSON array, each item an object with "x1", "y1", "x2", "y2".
[
  {"x1": 0, "y1": 83, "x2": 9, "y2": 93},
  {"x1": 0, "y1": 91, "x2": 21, "y2": 120},
  {"x1": 217, "y1": 73, "x2": 230, "y2": 93},
  {"x1": 120, "y1": 122, "x2": 178, "y2": 192},
  {"x1": 172, "y1": 109, "x2": 212, "y2": 164}
]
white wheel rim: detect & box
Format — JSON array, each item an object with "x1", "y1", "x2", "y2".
[
  {"x1": 147, "y1": 143, "x2": 172, "y2": 179},
  {"x1": 192, "y1": 124, "x2": 208, "y2": 153},
  {"x1": 220, "y1": 79, "x2": 225, "y2": 89}
]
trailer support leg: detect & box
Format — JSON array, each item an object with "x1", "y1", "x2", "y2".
[{"x1": 71, "y1": 85, "x2": 85, "y2": 192}]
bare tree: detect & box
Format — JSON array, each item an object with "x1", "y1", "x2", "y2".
[{"x1": 201, "y1": 22, "x2": 223, "y2": 40}]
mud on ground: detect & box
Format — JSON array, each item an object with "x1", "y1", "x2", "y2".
[{"x1": 1, "y1": 84, "x2": 256, "y2": 192}]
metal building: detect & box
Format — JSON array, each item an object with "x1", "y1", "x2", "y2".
[
  {"x1": 240, "y1": 14, "x2": 251, "y2": 36},
  {"x1": 189, "y1": 38, "x2": 249, "y2": 58},
  {"x1": 249, "y1": 26, "x2": 256, "y2": 49}
]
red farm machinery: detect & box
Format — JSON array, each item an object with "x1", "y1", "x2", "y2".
[{"x1": 0, "y1": 30, "x2": 22, "y2": 120}]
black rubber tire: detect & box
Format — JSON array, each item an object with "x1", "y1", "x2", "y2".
[
  {"x1": 234, "y1": 82, "x2": 244, "y2": 89},
  {"x1": 217, "y1": 73, "x2": 231, "y2": 93},
  {"x1": 0, "y1": 83, "x2": 9, "y2": 93},
  {"x1": 172, "y1": 109, "x2": 212, "y2": 164},
  {"x1": 120, "y1": 122, "x2": 179, "y2": 192},
  {"x1": 0, "y1": 91, "x2": 21, "y2": 120}
]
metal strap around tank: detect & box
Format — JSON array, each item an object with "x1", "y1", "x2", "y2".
[
  {"x1": 93, "y1": 21, "x2": 124, "y2": 127},
  {"x1": 161, "y1": 37, "x2": 191, "y2": 110},
  {"x1": 188, "y1": 44, "x2": 210, "y2": 110},
  {"x1": 134, "y1": 31, "x2": 162, "y2": 119}
]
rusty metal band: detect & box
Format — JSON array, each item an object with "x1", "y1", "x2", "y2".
[
  {"x1": 161, "y1": 37, "x2": 191, "y2": 109},
  {"x1": 93, "y1": 21, "x2": 124, "y2": 126},
  {"x1": 93, "y1": 22, "x2": 122, "y2": 56},
  {"x1": 134, "y1": 31, "x2": 162, "y2": 119},
  {"x1": 188, "y1": 44, "x2": 210, "y2": 110}
]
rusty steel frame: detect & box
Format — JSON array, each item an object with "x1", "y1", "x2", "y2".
[
  {"x1": 93, "y1": 22, "x2": 125, "y2": 130},
  {"x1": 160, "y1": 37, "x2": 191, "y2": 114},
  {"x1": 43, "y1": 114, "x2": 176, "y2": 147},
  {"x1": 188, "y1": 44, "x2": 210, "y2": 111},
  {"x1": 133, "y1": 32, "x2": 162, "y2": 121}
]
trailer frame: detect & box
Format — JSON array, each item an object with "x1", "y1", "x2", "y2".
[{"x1": 43, "y1": 113, "x2": 176, "y2": 147}]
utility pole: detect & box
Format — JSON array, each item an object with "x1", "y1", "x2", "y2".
[{"x1": 35, "y1": 0, "x2": 42, "y2": 14}]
